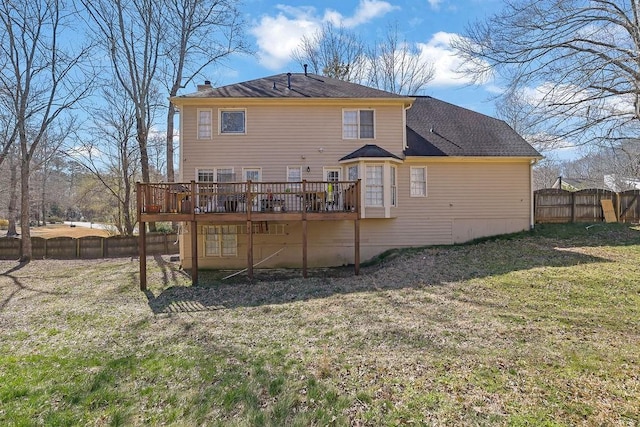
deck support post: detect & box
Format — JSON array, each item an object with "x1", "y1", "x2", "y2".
[
  {"x1": 190, "y1": 220, "x2": 198, "y2": 285},
  {"x1": 139, "y1": 221, "x2": 147, "y2": 290},
  {"x1": 302, "y1": 219, "x2": 308, "y2": 278},
  {"x1": 189, "y1": 180, "x2": 198, "y2": 285},
  {"x1": 138, "y1": 182, "x2": 147, "y2": 291},
  {"x1": 354, "y1": 218, "x2": 360, "y2": 275},
  {"x1": 302, "y1": 180, "x2": 308, "y2": 278},
  {"x1": 247, "y1": 221, "x2": 254, "y2": 279},
  {"x1": 246, "y1": 182, "x2": 254, "y2": 280},
  {"x1": 354, "y1": 179, "x2": 361, "y2": 275}
]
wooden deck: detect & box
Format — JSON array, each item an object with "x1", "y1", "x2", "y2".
[{"x1": 137, "y1": 180, "x2": 361, "y2": 290}]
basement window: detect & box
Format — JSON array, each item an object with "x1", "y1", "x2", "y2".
[{"x1": 205, "y1": 225, "x2": 237, "y2": 257}]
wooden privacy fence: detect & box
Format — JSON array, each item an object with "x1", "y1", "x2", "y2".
[
  {"x1": 534, "y1": 188, "x2": 640, "y2": 223},
  {"x1": 0, "y1": 233, "x2": 178, "y2": 260}
]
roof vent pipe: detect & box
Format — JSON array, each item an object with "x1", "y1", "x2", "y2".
[
  {"x1": 287, "y1": 72, "x2": 291, "y2": 89},
  {"x1": 204, "y1": 80, "x2": 211, "y2": 85},
  {"x1": 303, "y1": 64, "x2": 308, "y2": 76}
]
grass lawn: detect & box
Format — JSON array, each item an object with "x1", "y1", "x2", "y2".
[{"x1": 1, "y1": 223, "x2": 638, "y2": 426}]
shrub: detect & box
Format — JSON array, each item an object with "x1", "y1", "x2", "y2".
[
  {"x1": 0, "y1": 218, "x2": 8, "y2": 229},
  {"x1": 154, "y1": 222, "x2": 175, "y2": 234}
]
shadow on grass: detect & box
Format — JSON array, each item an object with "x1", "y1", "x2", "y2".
[
  {"x1": 144, "y1": 223, "x2": 639, "y2": 314},
  {"x1": 0, "y1": 261, "x2": 67, "y2": 312}
]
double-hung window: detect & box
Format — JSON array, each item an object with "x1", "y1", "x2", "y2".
[
  {"x1": 390, "y1": 165, "x2": 397, "y2": 206},
  {"x1": 365, "y1": 165, "x2": 384, "y2": 207},
  {"x1": 410, "y1": 167, "x2": 427, "y2": 197},
  {"x1": 205, "y1": 225, "x2": 237, "y2": 257},
  {"x1": 343, "y1": 109, "x2": 375, "y2": 139},
  {"x1": 220, "y1": 109, "x2": 245, "y2": 134},
  {"x1": 197, "y1": 109, "x2": 212, "y2": 139},
  {"x1": 287, "y1": 166, "x2": 301, "y2": 183}
]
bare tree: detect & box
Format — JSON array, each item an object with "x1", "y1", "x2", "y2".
[
  {"x1": 292, "y1": 22, "x2": 434, "y2": 95},
  {"x1": 366, "y1": 24, "x2": 434, "y2": 95},
  {"x1": 0, "y1": 94, "x2": 18, "y2": 235},
  {"x1": 0, "y1": 0, "x2": 93, "y2": 261},
  {"x1": 82, "y1": 0, "x2": 163, "y2": 187},
  {"x1": 291, "y1": 23, "x2": 367, "y2": 82},
  {"x1": 71, "y1": 85, "x2": 141, "y2": 235},
  {"x1": 562, "y1": 141, "x2": 640, "y2": 191},
  {"x1": 453, "y1": 0, "x2": 640, "y2": 148},
  {"x1": 161, "y1": 0, "x2": 249, "y2": 182}
]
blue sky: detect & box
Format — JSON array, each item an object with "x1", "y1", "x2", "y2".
[{"x1": 214, "y1": 0, "x2": 503, "y2": 116}]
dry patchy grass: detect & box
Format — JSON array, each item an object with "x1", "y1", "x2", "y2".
[{"x1": 0, "y1": 223, "x2": 639, "y2": 426}]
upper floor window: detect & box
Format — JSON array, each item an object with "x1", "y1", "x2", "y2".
[
  {"x1": 410, "y1": 166, "x2": 427, "y2": 197},
  {"x1": 343, "y1": 109, "x2": 374, "y2": 139},
  {"x1": 197, "y1": 109, "x2": 212, "y2": 139},
  {"x1": 220, "y1": 109, "x2": 245, "y2": 134}
]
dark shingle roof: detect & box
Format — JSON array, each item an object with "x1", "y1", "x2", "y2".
[
  {"x1": 178, "y1": 73, "x2": 408, "y2": 99},
  {"x1": 405, "y1": 96, "x2": 541, "y2": 158},
  {"x1": 340, "y1": 144, "x2": 402, "y2": 161}
]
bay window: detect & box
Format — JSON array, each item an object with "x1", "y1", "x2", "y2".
[{"x1": 365, "y1": 165, "x2": 383, "y2": 207}]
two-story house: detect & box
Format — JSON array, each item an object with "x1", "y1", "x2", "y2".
[{"x1": 137, "y1": 72, "x2": 541, "y2": 286}]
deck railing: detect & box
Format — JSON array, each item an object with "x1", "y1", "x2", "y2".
[{"x1": 138, "y1": 180, "x2": 360, "y2": 215}]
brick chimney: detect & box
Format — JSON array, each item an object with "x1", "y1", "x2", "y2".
[{"x1": 197, "y1": 80, "x2": 212, "y2": 91}]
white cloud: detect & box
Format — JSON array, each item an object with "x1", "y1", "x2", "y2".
[
  {"x1": 338, "y1": 0, "x2": 398, "y2": 28},
  {"x1": 250, "y1": 6, "x2": 320, "y2": 70},
  {"x1": 251, "y1": 1, "x2": 396, "y2": 70},
  {"x1": 427, "y1": 0, "x2": 443, "y2": 10},
  {"x1": 417, "y1": 32, "x2": 480, "y2": 87}
]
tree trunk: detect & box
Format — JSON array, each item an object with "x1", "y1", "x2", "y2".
[
  {"x1": 41, "y1": 160, "x2": 47, "y2": 226},
  {"x1": 6, "y1": 156, "x2": 18, "y2": 237},
  {"x1": 19, "y1": 153, "x2": 32, "y2": 262},
  {"x1": 137, "y1": 119, "x2": 155, "y2": 232},
  {"x1": 166, "y1": 102, "x2": 175, "y2": 182}
]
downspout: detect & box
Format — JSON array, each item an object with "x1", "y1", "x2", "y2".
[
  {"x1": 403, "y1": 101, "x2": 413, "y2": 150},
  {"x1": 530, "y1": 158, "x2": 538, "y2": 229}
]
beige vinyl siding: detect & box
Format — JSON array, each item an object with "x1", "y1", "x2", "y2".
[
  {"x1": 180, "y1": 160, "x2": 533, "y2": 269},
  {"x1": 180, "y1": 103, "x2": 405, "y2": 182},
  {"x1": 180, "y1": 220, "x2": 359, "y2": 269},
  {"x1": 177, "y1": 98, "x2": 535, "y2": 269},
  {"x1": 390, "y1": 160, "x2": 532, "y2": 245}
]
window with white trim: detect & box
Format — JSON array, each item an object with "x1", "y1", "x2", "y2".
[
  {"x1": 205, "y1": 225, "x2": 238, "y2": 257},
  {"x1": 286, "y1": 166, "x2": 302, "y2": 191},
  {"x1": 197, "y1": 109, "x2": 212, "y2": 139},
  {"x1": 410, "y1": 167, "x2": 427, "y2": 197},
  {"x1": 243, "y1": 168, "x2": 261, "y2": 182},
  {"x1": 216, "y1": 168, "x2": 234, "y2": 183},
  {"x1": 197, "y1": 169, "x2": 215, "y2": 183},
  {"x1": 365, "y1": 165, "x2": 383, "y2": 207},
  {"x1": 343, "y1": 109, "x2": 375, "y2": 139},
  {"x1": 220, "y1": 109, "x2": 245, "y2": 134},
  {"x1": 390, "y1": 165, "x2": 397, "y2": 206},
  {"x1": 287, "y1": 166, "x2": 301, "y2": 182},
  {"x1": 348, "y1": 165, "x2": 359, "y2": 181}
]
